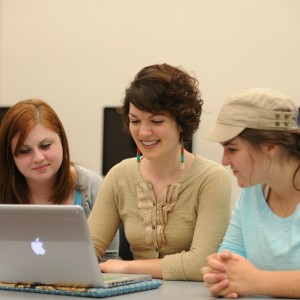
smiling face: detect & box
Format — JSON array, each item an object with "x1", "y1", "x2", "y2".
[
  {"x1": 128, "y1": 103, "x2": 181, "y2": 162},
  {"x1": 12, "y1": 123, "x2": 63, "y2": 185},
  {"x1": 221, "y1": 136, "x2": 268, "y2": 188}
]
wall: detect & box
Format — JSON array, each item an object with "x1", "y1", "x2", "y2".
[{"x1": 1, "y1": 0, "x2": 300, "y2": 205}]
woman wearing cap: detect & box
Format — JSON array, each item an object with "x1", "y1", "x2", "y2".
[{"x1": 201, "y1": 88, "x2": 300, "y2": 298}]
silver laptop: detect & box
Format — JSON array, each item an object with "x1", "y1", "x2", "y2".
[{"x1": 0, "y1": 204, "x2": 152, "y2": 288}]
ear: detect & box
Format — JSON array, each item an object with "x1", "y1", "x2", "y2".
[{"x1": 262, "y1": 143, "x2": 279, "y2": 157}]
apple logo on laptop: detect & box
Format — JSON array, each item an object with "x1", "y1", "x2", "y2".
[{"x1": 31, "y1": 237, "x2": 46, "y2": 255}]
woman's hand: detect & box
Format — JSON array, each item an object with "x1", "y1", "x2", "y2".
[
  {"x1": 201, "y1": 251, "x2": 239, "y2": 298},
  {"x1": 220, "y1": 254, "x2": 262, "y2": 298},
  {"x1": 100, "y1": 259, "x2": 131, "y2": 274},
  {"x1": 202, "y1": 251, "x2": 262, "y2": 298},
  {"x1": 99, "y1": 258, "x2": 163, "y2": 278}
]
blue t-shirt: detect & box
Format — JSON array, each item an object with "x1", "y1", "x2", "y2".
[
  {"x1": 219, "y1": 184, "x2": 300, "y2": 270},
  {"x1": 74, "y1": 190, "x2": 82, "y2": 206}
]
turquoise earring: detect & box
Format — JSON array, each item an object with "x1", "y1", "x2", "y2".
[
  {"x1": 137, "y1": 147, "x2": 141, "y2": 162},
  {"x1": 180, "y1": 132, "x2": 185, "y2": 170}
]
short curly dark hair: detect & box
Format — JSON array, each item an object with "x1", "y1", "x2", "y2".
[{"x1": 117, "y1": 63, "x2": 203, "y2": 143}]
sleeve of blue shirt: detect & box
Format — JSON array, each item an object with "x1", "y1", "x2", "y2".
[{"x1": 218, "y1": 189, "x2": 247, "y2": 258}]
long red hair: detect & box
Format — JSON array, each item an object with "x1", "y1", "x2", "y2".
[{"x1": 0, "y1": 99, "x2": 76, "y2": 204}]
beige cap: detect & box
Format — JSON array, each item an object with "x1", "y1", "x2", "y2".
[{"x1": 205, "y1": 88, "x2": 299, "y2": 142}]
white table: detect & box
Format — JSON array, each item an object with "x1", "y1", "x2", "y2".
[{"x1": 0, "y1": 281, "x2": 292, "y2": 299}]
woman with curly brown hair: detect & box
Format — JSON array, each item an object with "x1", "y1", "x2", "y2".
[{"x1": 88, "y1": 63, "x2": 232, "y2": 281}]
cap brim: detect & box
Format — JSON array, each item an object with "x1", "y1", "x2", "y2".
[{"x1": 204, "y1": 123, "x2": 245, "y2": 142}]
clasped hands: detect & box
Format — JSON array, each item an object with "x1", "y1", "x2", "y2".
[{"x1": 201, "y1": 250, "x2": 260, "y2": 298}]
